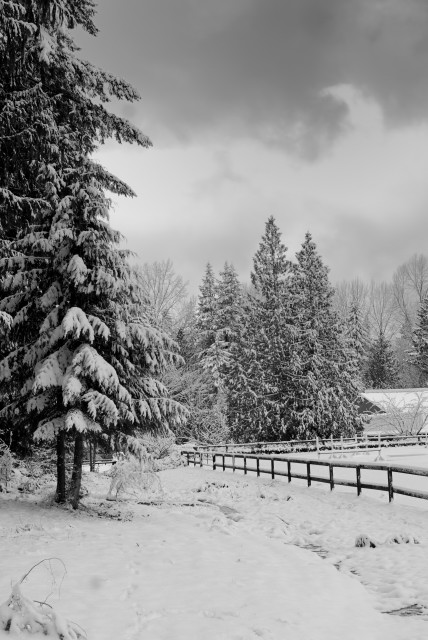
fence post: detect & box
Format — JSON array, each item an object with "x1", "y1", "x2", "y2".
[
  {"x1": 356, "y1": 465, "x2": 361, "y2": 496},
  {"x1": 213, "y1": 454, "x2": 216, "y2": 470},
  {"x1": 256, "y1": 457, "x2": 260, "y2": 477},
  {"x1": 307, "y1": 462, "x2": 311, "y2": 487},
  {"x1": 287, "y1": 460, "x2": 291, "y2": 483},
  {"x1": 244, "y1": 456, "x2": 247, "y2": 475},
  {"x1": 232, "y1": 454, "x2": 235, "y2": 473},
  {"x1": 387, "y1": 468, "x2": 394, "y2": 502},
  {"x1": 271, "y1": 458, "x2": 275, "y2": 479},
  {"x1": 316, "y1": 436, "x2": 320, "y2": 459},
  {"x1": 200, "y1": 452, "x2": 203, "y2": 468},
  {"x1": 329, "y1": 464, "x2": 334, "y2": 491}
]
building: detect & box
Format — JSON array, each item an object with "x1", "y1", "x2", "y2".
[{"x1": 359, "y1": 388, "x2": 428, "y2": 436}]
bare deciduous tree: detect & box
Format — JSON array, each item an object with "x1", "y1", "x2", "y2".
[
  {"x1": 333, "y1": 279, "x2": 368, "y2": 322},
  {"x1": 133, "y1": 260, "x2": 189, "y2": 332},
  {"x1": 392, "y1": 254, "x2": 428, "y2": 330},
  {"x1": 367, "y1": 281, "x2": 399, "y2": 340},
  {"x1": 368, "y1": 391, "x2": 428, "y2": 435}
]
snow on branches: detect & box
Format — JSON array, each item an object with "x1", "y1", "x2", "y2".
[{"x1": 0, "y1": 560, "x2": 86, "y2": 639}]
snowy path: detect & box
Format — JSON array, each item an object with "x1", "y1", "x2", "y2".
[{"x1": 0, "y1": 467, "x2": 427, "y2": 638}]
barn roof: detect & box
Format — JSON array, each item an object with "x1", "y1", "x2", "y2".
[{"x1": 361, "y1": 388, "x2": 428, "y2": 413}]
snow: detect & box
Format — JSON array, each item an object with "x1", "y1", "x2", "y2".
[
  {"x1": 363, "y1": 389, "x2": 428, "y2": 410},
  {"x1": 62, "y1": 308, "x2": 95, "y2": 343},
  {"x1": 1, "y1": 464, "x2": 428, "y2": 639}
]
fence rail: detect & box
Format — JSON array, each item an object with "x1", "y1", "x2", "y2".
[
  {"x1": 183, "y1": 450, "x2": 428, "y2": 504},
  {"x1": 188, "y1": 433, "x2": 428, "y2": 455}
]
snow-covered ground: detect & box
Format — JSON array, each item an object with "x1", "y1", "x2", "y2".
[
  {"x1": 206, "y1": 444, "x2": 428, "y2": 509},
  {"x1": 1, "y1": 463, "x2": 428, "y2": 639}
]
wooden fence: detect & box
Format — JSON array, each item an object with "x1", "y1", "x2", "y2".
[
  {"x1": 190, "y1": 433, "x2": 428, "y2": 455},
  {"x1": 184, "y1": 450, "x2": 428, "y2": 504}
]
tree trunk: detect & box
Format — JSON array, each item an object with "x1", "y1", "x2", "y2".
[
  {"x1": 89, "y1": 440, "x2": 94, "y2": 472},
  {"x1": 69, "y1": 433, "x2": 84, "y2": 509},
  {"x1": 89, "y1": 436, "x2": 97, "y2": 472},
  {"x1": 55, "y1": 431, "x2": 66, "y2": 504},
  {"x1": 92, "y1": 437, "x2": 97, "y2": 472}
]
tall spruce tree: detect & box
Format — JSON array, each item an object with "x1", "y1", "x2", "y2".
[
  {"x1": 212, "y1": 263, "x2": 242, "y2": 383},
  {"x1": 229, "y1": 217, "x2": 294, "y2": 441},
  {"x1": 196, "y1": 263, "x2": 224, "y2": 388},
  {"x1": 289, "y1": 233, "x2": 362, "y2": 438},
  {"x1": 215, "y1": 263, "x2": 243, "y2": 429},
  {"x1": 0, "y1": 0, "x2": 186, "y2": 506},
  {"x1": 366, "y1": 333, "x2": 398, "y2": 389},
  {"x1": 345, "y1": 300, "x2": 369, "y2": 384},
  {"x1": 411, "y1": 293, "x2": 428, "y2": 386},
  {"x1": 227, "y1": 295, "x2": 269, "y2": 441},
  {"x1": 196, "y1": 263, "x2": 217, "y2": 352}
]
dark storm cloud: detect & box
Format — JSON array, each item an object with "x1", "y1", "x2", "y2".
[{"x1": 78, "y1": 0, "x2": 428, "y2": 154}]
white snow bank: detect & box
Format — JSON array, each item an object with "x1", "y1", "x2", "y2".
[{"x1": 0, "y1": 467, "x2": 427, "y2": 639}]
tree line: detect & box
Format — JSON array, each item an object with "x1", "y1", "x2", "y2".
[{"x1": 151, "y1": 229, "x2": 428, "y2": 445}]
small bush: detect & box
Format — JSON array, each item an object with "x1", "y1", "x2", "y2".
[
  {"x1": 355, "y1": 534, "x2": 377, "y2": 548},
  {"x1": 0, "y1": 440, "x2": 13, "y2": 491},
  {"x1": 0, "y1": 560, "x2": 86, "y2": 638}
]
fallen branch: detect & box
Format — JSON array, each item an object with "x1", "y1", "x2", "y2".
[{"x1": 0, "y1": 560, "x2": 86, "y2": 638}]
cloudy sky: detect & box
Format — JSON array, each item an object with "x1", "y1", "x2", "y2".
[{"x1": 77, "y1": 0, "x2": 428, "y2": 293}]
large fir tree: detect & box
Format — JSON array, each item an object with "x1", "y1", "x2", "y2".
[
  {"x1": 196, "y1": 263, "x2": 224, "y2": 388},
  {"x1": 366, "y1": 333, "x2": 398, "y2": 390},
  {"x1": 230, "y1": 217, "x2": 294, "y2": 441},
  {"x1": 0, "y1": 0, "x2": 186, "y2": 506},
  {"x1": 411, "y1": 293, "x2": 428, "y2": 386},
  {"x1": 288, "y1": 233, "x2": 362, "y2": 438},
  {"x1": 345, "y1": 300, "x2": 369, "y2": 385}
]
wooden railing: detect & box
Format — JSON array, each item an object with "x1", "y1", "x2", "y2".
[
  {"x1": 183, "y1": 450, "x2": 428, "y2": 504},
  {"x1": 82, "y1": 458, "x2": 114, "y2": 467},
  {"x1": 189, "y1": 433, "x2": 428, "y2": 455}
]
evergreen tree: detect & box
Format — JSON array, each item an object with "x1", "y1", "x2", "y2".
[
  {"x1": 196, "y1": 263, "x2": 224, "y2": 388},
  {"x1": 411, "y1": 293, "x2": 428, "y2": 386},
  {"x1": 216, "y1": 263, "x2": 242, "y2": 344},
  {"x1": 289, "y1": 233, "x2": 362, "y2": 438},
  {"x1": 345, "y1": 300, "x2": 369, "y2": 384},
  {"x1": 196, "y1": 263, "x2": 217, "y2": 351},
  {"x1": 395, "y1": 316, "x2": 421, "y2": 388},
  {"x1": 212, "y1": 262, "x2": 242, "y2": 388},
  {"x1": 229, "y1": 217, "x2": 294, "y2": 441},
  {"x1": 366, "y1": 332, "x2": 399, "y2": 389},
  {"x1": 0, "y1": 0, "x2": 186, "y2": 506},
  {"x1": 228, "y1": 295, "x2": 269, "y2": 441}
]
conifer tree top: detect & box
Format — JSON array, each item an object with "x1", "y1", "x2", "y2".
[{"x1": 251, "y1": 216, "x2": 290, "y2": 300}]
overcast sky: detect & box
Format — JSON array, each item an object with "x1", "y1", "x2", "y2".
[{"x1": 77, "y1": 0, "x2": 428, "y2": 294}]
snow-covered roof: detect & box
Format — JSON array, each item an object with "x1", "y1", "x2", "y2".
[{"x1": 361, "y1": 388, "x2": 428, "y2": 413}]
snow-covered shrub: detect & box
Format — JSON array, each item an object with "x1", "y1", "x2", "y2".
[
  {"x1": 355, "y1": 533, "x2": 420, "y2": 548},
  {"x1": 355, "y1": 534, "x2": 377, "y2": 548},
  {"x1": 139, "y1": 434, "x2": 182, "y2": 471},
  {"x1": 0, "y1": 560, "x2": 85, "y2": 639},
  {"x1": 140, "y1": 434, "x2": 175, "y2": 459},
  {"x1": 0, "y1": 583, "x2": 85, "y2": 638},
  {"x1": 0, "y1": 440, "x2": 13, "y2": 491},
  {"x1": 107, "y1": 447, "x2": 161, "y2": 501},
  {"x1": 384, "y1": 534, "x2": 420, "y2": 545},
  {"x1": 14, "y1": 448, "x2": 56, "y2": 495}
]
